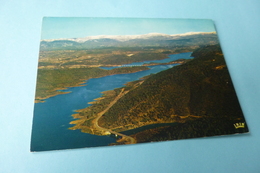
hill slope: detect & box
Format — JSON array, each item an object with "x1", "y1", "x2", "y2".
[{"x1": 99, "y1": 44, "x2": 248, "y2": 141}]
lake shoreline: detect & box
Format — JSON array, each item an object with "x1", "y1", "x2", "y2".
[
  {"x1": 32, "y1": 52, "x2": 195, "y2": 150},
  {"x1": 34, "y1": 66, "x2": 150, "y2": 103}
]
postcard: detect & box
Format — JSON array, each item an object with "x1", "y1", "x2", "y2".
[{"x1": 31, "y1": 17, "x2": 248, "y2": 151}]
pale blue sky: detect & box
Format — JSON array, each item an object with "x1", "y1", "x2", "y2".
[{"x1": 41, "y1": 17, "x2": 216, "y2": 39}]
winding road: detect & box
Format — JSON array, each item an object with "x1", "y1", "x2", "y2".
[{"x1": 92, "y1": 88, "x2": 136, "y2": 144}]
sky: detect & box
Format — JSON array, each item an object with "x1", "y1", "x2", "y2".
[{"x1": 41, "y1": 17, "x2": 216, "y2": 40}]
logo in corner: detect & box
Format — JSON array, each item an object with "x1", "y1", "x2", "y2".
[{"x1": 234, "y1": 122, "x2": 245, "y2": 129}]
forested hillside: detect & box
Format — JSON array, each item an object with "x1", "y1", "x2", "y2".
[{"x1": 99, "y1": 44, "x2": 248, "y2": 140}]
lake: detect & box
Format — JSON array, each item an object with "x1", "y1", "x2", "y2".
[
  {"x1": 31, "y1": 52, "x2": 193, "y2": 151},
  {"x1": 100, "y1": 52, "x2": 193, "y2": 70}
]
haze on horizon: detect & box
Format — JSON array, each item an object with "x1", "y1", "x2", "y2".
[{"x1": 41, "y1": 17, "x2": 216, "y2": 40}]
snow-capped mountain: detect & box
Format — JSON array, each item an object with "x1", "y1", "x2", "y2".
[
  {"x1": 40, "y1": 32, "x2": 218, "y2": 50},
  {"x1": 42, "y1": 32, "x2": 216, "y2": 43}
]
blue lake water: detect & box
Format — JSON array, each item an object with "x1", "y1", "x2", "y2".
[
  {"x1": 100, "y1": 52, "x2": 193, "y2": 70},
  {"x1": 31, "y1": 52, "x2": 193, "y2": 151}
]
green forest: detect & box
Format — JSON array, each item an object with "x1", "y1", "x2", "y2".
[
  {"x1": 67, "y1": 44, "x2": 248, "y2": 144},
  {"x1": 96, "y1": 44, "x2": 248, "y2": 141}
]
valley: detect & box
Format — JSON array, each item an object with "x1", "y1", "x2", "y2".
[{"x1": 33, "y1": 31, "x2": 247, "y2": 147}]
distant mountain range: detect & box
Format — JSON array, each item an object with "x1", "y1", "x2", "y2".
[{"x1": 40, "y1": 32, "x2": 218, "y2": 50}]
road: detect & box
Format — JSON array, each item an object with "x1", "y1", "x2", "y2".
[{"x1": 92, "y1": 88, "x2": 137, "y2": 144}]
